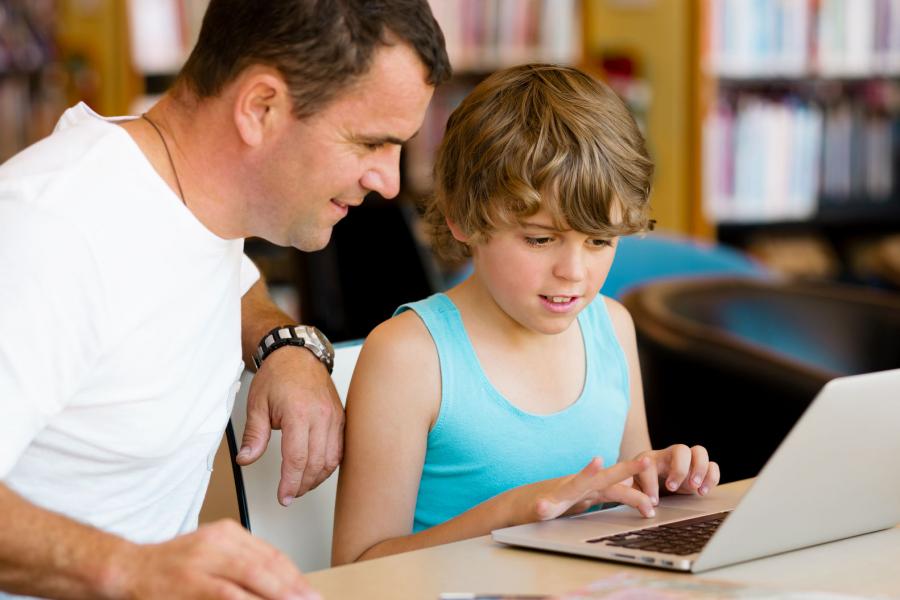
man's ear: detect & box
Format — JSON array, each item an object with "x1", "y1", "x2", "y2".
[
  {"x1": 446, "y1": 218, "x2": 470, "y2": 244},
  {"x1": 233, "y1": 67, "x2": 291, "y2": 148}
]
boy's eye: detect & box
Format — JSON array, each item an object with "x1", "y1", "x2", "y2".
[
  {"x1": 524, "y1": 236, "x2": 553, "y2": 247},
  {"x1": 589, "y1": 238, "x2": 614, "y2": 248}
]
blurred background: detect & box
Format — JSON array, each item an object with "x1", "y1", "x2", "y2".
[{"x1": 2, "y1": 0, "x2": 900, "y2": 343}]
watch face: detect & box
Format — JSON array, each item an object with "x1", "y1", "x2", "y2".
[{"x1": 311, "y1": 326, "x2": 334, "y2": 359}]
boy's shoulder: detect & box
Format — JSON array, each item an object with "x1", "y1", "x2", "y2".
[
  {"x1": 596, "y1": 294, "x2": 635, "y2": 336},
  {"x1": 600, "y1": 294, "x2": 630, "y2": 321},
  {"x1": 353, "y1": 308, "x2": 442, "y2": 419},
  {"x1": 362, "y1": 309, "x2": 438, "y2": 368}
]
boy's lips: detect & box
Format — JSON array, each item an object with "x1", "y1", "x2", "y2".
[{"x1": 539, "y1": 294, "x2": 581, "y2": 312}]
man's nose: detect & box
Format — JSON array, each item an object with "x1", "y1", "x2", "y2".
[{"x1": 360, "y1": 146, "x2": 402, "y2": 199}]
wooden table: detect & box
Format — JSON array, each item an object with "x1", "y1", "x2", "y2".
[{"x1": 307, "y1": 480, "x2": 900, "y2": 599}]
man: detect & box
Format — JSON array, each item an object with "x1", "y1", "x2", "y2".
[{"x1": 0, "y1": 0, "x2": 450, "y2": 597}]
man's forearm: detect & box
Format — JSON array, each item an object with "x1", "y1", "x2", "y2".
[
  {"x1": 241, "y1": 277, "x2": 297, "y2": 370},
  {"x1": 0, "y1": 483, "x2": 136, "y2": 599}
]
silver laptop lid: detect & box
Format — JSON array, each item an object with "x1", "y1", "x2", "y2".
[{"x1": 693, "y1": 368, "x2": 900, "y2": 571}]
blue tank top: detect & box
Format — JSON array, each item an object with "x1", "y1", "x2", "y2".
[{"x1": 395, "y1": 293, "x2": 631, "y2": 532}]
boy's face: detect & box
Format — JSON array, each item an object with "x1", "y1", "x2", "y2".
[{"x1": 469, "y1": 207, "x2": 619, "y2": 336}]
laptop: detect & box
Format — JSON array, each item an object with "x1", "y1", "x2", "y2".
[{"x1": 492, "y1": 368, "x2": 900, "y2": 572}]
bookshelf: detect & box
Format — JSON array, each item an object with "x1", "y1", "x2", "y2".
[
  {"x1": 0, "y1": 0, "x2": 143, "y2": 163},
  {"x1": 404, "y1": 0, "x2": 582, "y2": 196},
  {"x1": 700, "y1": 0, "x2": 900, "y2": 284},
  {"x1": 55, "y1": 0, "x2": 141, "y2": 115},
  {"x1": 582, "y1": 0, "x2": 704, "y2": 237},
  {"x1": 0, "y1": 1, "x2": 64, "y2": 162},
  {"x1": 126, "y1": 0, "x2": 208, "y2": 108}
]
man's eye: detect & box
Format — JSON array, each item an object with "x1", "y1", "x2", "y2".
[{"x1": 525, "y1": 236, "x2": 552, "y2": 247}]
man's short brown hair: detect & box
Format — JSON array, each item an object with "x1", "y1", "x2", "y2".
[
  {"x1": 427, "y1": 63, "x2": 654, "y2": 263},
  {"x1": 177, "y1": 0, "x2": 451, "y2": 118}
]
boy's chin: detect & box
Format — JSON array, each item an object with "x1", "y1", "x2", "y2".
[{"x1": 531, "y1": 315, "x2": 580, "y2": 336}]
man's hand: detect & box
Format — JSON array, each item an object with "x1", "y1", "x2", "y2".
[
  {"x1": 113, "y1": 520, "x2": 320, "y2": 599},
  {"x1": 0, "y1": 485, "x2": 319, "y2": 599},
  {"x1": 237, "y1": 346, "x2": 344, "y2": 506}
]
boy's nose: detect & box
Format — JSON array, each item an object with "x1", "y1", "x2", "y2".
[{"x1": 554, "y1": 248, "x2": 587, "y2": 282}]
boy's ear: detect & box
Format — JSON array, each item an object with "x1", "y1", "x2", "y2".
[
  {"x1": 233, "y1": 67, "x2": 291, "y2": 148},
  {"x1": 446, "y1": 218, "x2": 470, "y2": 244}
]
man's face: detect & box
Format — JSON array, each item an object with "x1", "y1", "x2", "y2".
[{"x1": 255, "y1": 43, "x2": 434, "y2": 251}]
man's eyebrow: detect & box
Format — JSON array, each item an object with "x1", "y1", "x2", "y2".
[{"x1": 355, "y1": 129, "x2": 421, "y2": 146}]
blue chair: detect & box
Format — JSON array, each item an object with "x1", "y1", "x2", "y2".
[
  {"x1": 601, "y1": 233, "x2": 771, "y2": 299},
  {"x1": 622, "y1": 277, "x2": 900, "y2": 482}
]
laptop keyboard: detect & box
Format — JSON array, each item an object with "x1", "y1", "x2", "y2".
[{"x1": 587, "y1": 511, "x2": 730, "y2": 556}]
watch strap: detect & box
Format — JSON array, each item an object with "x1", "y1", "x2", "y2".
[{"x1": 252, "y1": 324, "x2": 333, "y2": 373}]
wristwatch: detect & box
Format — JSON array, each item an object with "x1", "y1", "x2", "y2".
[{"x1": 252, "y1": 324, "x2": 335, "y2": 374}]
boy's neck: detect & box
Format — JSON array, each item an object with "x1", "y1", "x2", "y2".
[{"x1": 448, "y1": 277, "x2": 568, "y2": 349}]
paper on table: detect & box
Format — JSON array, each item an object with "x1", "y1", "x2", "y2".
[{"x1": 554, "y1": 573, "x2": 893, "y2": 600}]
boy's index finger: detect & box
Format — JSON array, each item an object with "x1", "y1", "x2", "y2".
[
  {"x1": 590, "y1": 456, "x2": 652, "y2": 491},
  {"x1": 635, "y1": 460, "x2": 660, "y2": 505},
  {"x1": 564, "y1": 456, "x2": 606, "y2": 495}
]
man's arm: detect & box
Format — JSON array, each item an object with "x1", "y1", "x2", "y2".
[
  {"x1": 0, "y1": 483, "x2": 317, "y2": 599},
  {"x1": 238, "y1": 277, "x2": 344, "y2": 505}
]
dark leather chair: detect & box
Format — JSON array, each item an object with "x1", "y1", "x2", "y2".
[{"x1": 622, "y1": 277, "x2": 900, "y2": 482}]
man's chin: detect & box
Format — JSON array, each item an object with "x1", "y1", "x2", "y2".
[{"x1": 289, "y1": 228, "x2": 334, "y2": 253}]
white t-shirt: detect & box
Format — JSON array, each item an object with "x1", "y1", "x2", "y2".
[{"x1": 0, "y1": 103, "x2": 260, "y2": 543}]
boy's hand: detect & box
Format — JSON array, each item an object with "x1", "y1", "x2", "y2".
[
  {"x1": 508, "y1": 456, "x2": 656, "y2": 526},
  {"x1": 630, "y1": 445, "x2": 720, "y2": 505}
]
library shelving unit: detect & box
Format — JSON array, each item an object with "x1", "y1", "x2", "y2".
[
  {"x1": 126, "y1": 0, "x2": 208, "y2": 110},
  {"x1": 700, "y1": 0, "x2": 900, "y2": 283},
  {"x1": 0, "y1": 1, "x2": 64, "y2": 163},
  {"x1": 0, "y1": 0, "x2": 142, "y2": 163},
  {"x1": 404, "y1": 0, "x2": 582, "y2": 196}
]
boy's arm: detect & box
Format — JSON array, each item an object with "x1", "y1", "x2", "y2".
[
  {"x1": 345, "y1": 456, "x2": 655, "y2": 564},
  {"x1": 607, "y1": 297, "x2": 653, "y2": 462},
  {"x1": 0, "y1": 483, "x2": 315, "y2": 599},
  {"x1": 331, "y1": 311, "x2": 655, "y2": 565},
  {"x1": 606, "y1": 297, "x2": 720, "y2": 500},
  {"x1": 331, "y1": 311, "x2": 440, "y2": 565}
]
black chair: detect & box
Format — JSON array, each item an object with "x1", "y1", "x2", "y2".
[{"x1": 622, "y1": 277, "x2": 900, "y2": 482}]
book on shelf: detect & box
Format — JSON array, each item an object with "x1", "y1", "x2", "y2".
[
  {"x1": 428, "y1": 0, "x2": 580, "y2": 73},
  {"x1": 127, "y1": 0, "x2": 201, "y2": 77},
  {"x1": 0, "y1": 1, "x2": 64, "y2": 162},
  {"x1": 406, "y1": 0, "x2": 581, "y2": 196},
  {"x1": 704, "y1": 96, "x2": 824, "y2": 223},
  {"x1": 704, "y1": 89, "x2": 897, "y2": 224},
  {"x1": 705, "y1": 0, "x2": 900, "y2": 79}
]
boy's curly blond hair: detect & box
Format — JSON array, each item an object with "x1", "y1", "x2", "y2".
[{"x1": 425, "y1": 63, "x2": 654, "y2": 263}]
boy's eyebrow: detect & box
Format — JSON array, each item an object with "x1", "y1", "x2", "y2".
[{"x1": 520, "y1": 221, "x2": 570, "y2": 232}]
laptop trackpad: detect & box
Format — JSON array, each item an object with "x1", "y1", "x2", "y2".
[{"x1": 574, "y1": 505, "x2": 708, "y2": 532}]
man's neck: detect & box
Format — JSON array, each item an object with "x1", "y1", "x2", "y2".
[{"x1": 127, "y1": 91, "x2": 249, "y2": 240}]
